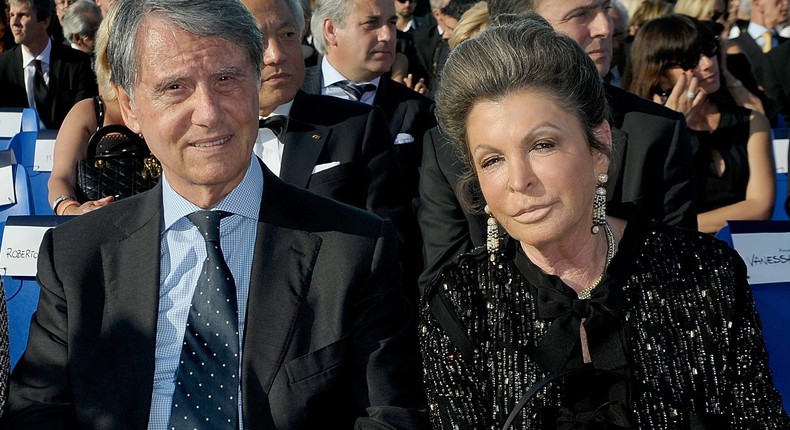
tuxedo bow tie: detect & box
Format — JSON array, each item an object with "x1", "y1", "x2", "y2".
[{"x1": 260, "y1": 115, "x2": 289, "y2": 140}]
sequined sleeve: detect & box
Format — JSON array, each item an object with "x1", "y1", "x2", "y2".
[{"x1": 419, "y1": 271, "x2": 494, "y2": 430}]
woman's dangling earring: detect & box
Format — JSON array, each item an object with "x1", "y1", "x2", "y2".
[
  {"x1": 485, "y1": 205, "x2": 500, "y2": 261},
  {"x1": 591, "y1": 173, "x2": 608, "y2": 234}
]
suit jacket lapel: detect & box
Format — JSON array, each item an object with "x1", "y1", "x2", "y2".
[
  {"x1": 102, "y1": 186, "x2": 163, "y2": 427},
  {"x1": 373, "y1": 79, "x2": 398, "y2": 121},
  {"x1": 242, "y1": 167, "x2": 321, "y2": 422},
  {"x1": 280, "y1": 97, "x2": 329, "y2": 188}
]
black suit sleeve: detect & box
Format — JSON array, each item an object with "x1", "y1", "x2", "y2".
[
  {"x1": 71, "y1": 53, "x2": 98, "y2": 104},
  {"x1": 2, "y1": 230, "x2": 77, "y2": 429},
  {"x1": 660, "y1": 115, "x2": 698, "y2": 229},
  {"x1": 417, "y1": 128, "x2": 476, "y2": 293},
  {"x1": 349, "y1": 222, "x2": 429, "y2": 429}
]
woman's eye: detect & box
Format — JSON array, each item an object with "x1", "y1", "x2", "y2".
[{"x1": 481, "y1": 156, "x2": 502, "y2": 169}]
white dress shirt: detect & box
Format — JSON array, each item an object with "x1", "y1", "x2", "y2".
[
  {"x1": 20, "y1": 39, "x2": 52, "y2": 112},
  {"x1": 255, "y1": 100, "x2": 293, "y2": 177}
]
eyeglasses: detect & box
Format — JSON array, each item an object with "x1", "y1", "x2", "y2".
[
  {"x1": 395, "y1": 0, "x2": 414, "y2": 3},
  {"x1": 667, "y1": 40, "x2": 721, "y2": 71},
  {"x1": 711, "y1": 10, "x2": 729, "y2": 22}
]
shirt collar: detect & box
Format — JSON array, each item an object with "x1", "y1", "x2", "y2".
[
  {"x1": 747, "y1": 21, "x2": 772, "y2": 40},
  {"x1": 320, "y1": 56, "x2": 381, "y2": 90},
  {"x1": 162, "y1": 155, "x2": 264, "y2": 231},
  {"x1": 262, "y1": 100, "x2": 294, "y2": 119},
  {"x1": 21, "y1": 38, "x2": 52, "y2": 68}
]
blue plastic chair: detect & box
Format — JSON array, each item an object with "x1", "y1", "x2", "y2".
[
  {"x1": 716, "y1": 221, "x2": 790, "y2": 412},
  {"x1": 8, "y1": 129, "x2": 54, "y2": 216},
  {"x1": 2, "y1": 216, "x2": 67, "y2": 369}
]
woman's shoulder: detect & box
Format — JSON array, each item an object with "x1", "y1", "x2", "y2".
[{"x1": 628, "y1": 219, "x2": 746, "y2": 273}]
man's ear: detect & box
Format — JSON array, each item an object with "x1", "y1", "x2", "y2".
[
  {"x1": 114, "y1": 83, "x2": 141, "y2": 134},
  {"x1": 323, "y1": 19, "x2": 338, "y2": 47}
]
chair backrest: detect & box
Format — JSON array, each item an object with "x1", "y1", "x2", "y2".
[
  {"x1": 0, "y1": 108, "x2": 38, "y2": 141},
  {"x1": 0, "y1": 165, "x2": 33, "y2": 227},
  {"x1": 1, "y1": 215, "x2": 69, "y2": 369},
  {"x1": 716, "y1": 221, "x2": 790, "y2": 412}
]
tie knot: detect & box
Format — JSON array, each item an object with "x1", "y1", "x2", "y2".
[
  {"x1": 332, "y1": 80, "x2": 376, "y2": 101},
  {"x1": 259, "y1": 115, "x2": 289, "y2": 139},
  {"x1": 33, "y1": 59, "x2": 43, "y2": 73},
  {"x1": 762, "y1": 31, "x2": 774, "y2": 53},
  {"x1": 187, "y1": 210, "x2": 229, "y2": 243}
]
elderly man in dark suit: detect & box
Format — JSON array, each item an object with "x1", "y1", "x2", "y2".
[
  {"x1": 1, "y1": 0, "x2": 428, "y2": 428},
  {"x1": 243, "y1": 0, "x2": 419, "y2": 301},
  {"x1": 419, "y1": 0, "x2": 698, "y2": 288},
  {"x1": 0, "y1": 0, "x2": 97, "y2": 129}
]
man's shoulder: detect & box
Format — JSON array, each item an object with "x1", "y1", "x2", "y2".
[
  {"x1": 606, "y1": 84, "x2": 685, "y2": 124},
  {"x1": 50, "y1": 42, "x2": 92, "y2": 65},
  {"x1": 266, "y1": 172, "x2": 387, "y2": 238},
  {"x1": 292, "y1": 91, "x2": 376, "y2": 124},
  {"x1": 0, "y1": 45, "x2": 20, "y2": 67},
  {"x1": 377, "y1": 78, "x2": 434, "y2": 107}
]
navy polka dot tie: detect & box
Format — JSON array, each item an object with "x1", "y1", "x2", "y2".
[{"x1": 169, "y1": 210, "x2": 239, "y2": 429}]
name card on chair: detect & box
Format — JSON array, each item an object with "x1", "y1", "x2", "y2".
[
  {"x1": 728, "y1": 221, "x2": 790, "y2": 285},
  {"x1": 0, "y1": 165, "x2": 15, "y2": 205},
  {"x1": 33, "y1": 138, "x2": 56, "y2": 172},
  {"x1": 0, "y1": 111, "x2": 23, "y2": 139},
  {"x1": 774, "y1": 138, "x2": 788, "y2": 174},
  {"x1": 0, "y1": 216, "x2": 66, "y2": 277}
]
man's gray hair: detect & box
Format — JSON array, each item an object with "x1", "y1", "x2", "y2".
[
  {"x1": 610, "y1": 0, "x2": 629, "y2": 28},
  {"x1": 310, "y1": 0, "x2": 353, "y2": 54},
  {"x1": 107, "y1": 0, "x2": 263, "y2": 97},
  {"x1": 61, "y1": 0, "x2": 101, "y2": 41},
  {"x1": 283, "y1": 0, "x2": 306, "y2": 38}
]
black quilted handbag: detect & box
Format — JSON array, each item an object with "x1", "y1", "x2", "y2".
[{"x1": 76, "y1": 124, "x2": 161, "y2": 202}]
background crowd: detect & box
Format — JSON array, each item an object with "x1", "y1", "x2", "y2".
[{"x1": 0, "y1": 0, "x2": 789, "y2": 428}]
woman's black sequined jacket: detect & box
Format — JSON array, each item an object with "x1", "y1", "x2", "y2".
[{"x1": 419, "y1": 218, "x2": 790, "y2": 429}]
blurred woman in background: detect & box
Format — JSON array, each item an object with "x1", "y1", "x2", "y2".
[{"x1": 624, "y1": 14, "x2": 774, "y2": 234}]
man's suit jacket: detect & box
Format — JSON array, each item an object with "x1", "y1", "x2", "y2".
[
  {"x1": 302, "y1": 67, "x2": 436, "y2": 205},
  {"x1": 764, "y1": 41, "x2": 790, "y2": 125},
  {"x1": 282, "y1": 91, "x2": 421, "y2": 301},
  {"x1": 412, "y1": 22, "x2": 442, "y2": 86},
  {"x1": 0, "y1": 43, "x2": 97, "y2": 129},
  {"x1": 301, "y1": 67, "x2": 436, "y2": 290},
  {"x1": 417, "y1": 84, "x2": 697, "y2": 290},
  {"x1": 732, "y1": 32, "x2": 787, "y2": 89},
  {"x1": 3, "y1": 162, "x2": 428, "y2": 429},
  {"x1": 283, "y1": 91, "x2": 407, "y2": 220}
]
